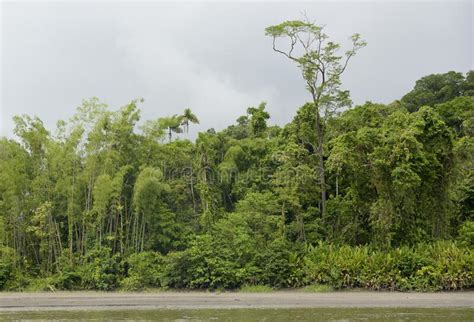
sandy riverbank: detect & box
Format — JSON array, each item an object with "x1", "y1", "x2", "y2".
[{"x1": 0, "y1": 291, "x2": 472, "y2": 311}]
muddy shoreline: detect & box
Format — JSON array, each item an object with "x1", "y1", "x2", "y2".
[{"x1": 0, "y1": 291, "x2": 472, "y2": 311}]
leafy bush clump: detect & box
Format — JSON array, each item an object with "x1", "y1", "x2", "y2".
[
  {"x1": 161, "y1": 213, "x2": 259, "y2": 290},
  {"x1": 79, "y1": 247, "x2": 122, "y2": 291},
  {"x1": 4, "y1": 272, "x2": 31, "y2": 291},
  {"x1": 252, "y1": 238, "x2": 305, "y2": 288},
  {"x1": 120, "y1": 252, "x2": 163, "y2": 291},
  {"x1": 424, "y1": 242, "x2": 473, "y2": 291},
  {"x1": 0, "y1": 247, "x2": 14, "y2": 290},
  {"x1": 161, "y1": 234, "x2": 247, "y2": 289},
  {"x1": 26, "y1": 277, "x2": 57, "y2": 292},
  {"x1": 302, "y1": 242, "x2": 472, "y2": 291},
  {"x1": 0, "y1": 260, "x2": 12, "y2": 290},
  {"x1": 458, "y1": 221, "x2": 474, "y2": 247}
]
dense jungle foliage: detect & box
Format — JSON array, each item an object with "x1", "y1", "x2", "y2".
[
  {"x1": 0, "y1": 18, "x2": 473, "y2": 291},
  {"x1": 0, "y1": 69, "x2": 472, "y2": 292}
]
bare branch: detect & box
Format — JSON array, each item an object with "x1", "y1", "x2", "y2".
[
  {"x1": 338, "y1": 52, "x2": 354, "y2": 76},
  {"x1": 272, "y1": 36, "x2": 298, "y2": 62},
  {"x1": 288, "y1": 34, "x2": 297, "y2": 58}
]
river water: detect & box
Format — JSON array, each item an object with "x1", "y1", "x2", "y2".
[{"x1": 1, "y1": 308, "x2": 473, "y2": 321}]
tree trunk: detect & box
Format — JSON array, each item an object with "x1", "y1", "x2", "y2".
[
  {"x1": 314, "y1": 101, "x2": 326, "y2": 218},
  {"x1": 68, "y1": 163, "x2": 75, "y2": 264},
  {"x1": 190, "y1": 165, "x2": 197, "y2": 215}
]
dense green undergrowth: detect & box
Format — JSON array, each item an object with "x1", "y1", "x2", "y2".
[{"x1": 0, "y1": 241, "x2": 471, "y2": 292}]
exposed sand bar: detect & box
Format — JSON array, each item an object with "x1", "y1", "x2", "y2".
[{"x1": 0, "y1": 291, "x2": 472, "y2": 311}]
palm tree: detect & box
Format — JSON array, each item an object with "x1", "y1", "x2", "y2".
[
  {"x1": 180, "y1": 108, "x2": 199, "y2": 134},
  {"x1": 159, "y1": 115, "x2": 183, "y2": 142}
]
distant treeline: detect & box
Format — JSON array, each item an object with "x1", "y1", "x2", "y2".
[{"x1": 0, "y1": 70, "x2": 473, "y2": 291}]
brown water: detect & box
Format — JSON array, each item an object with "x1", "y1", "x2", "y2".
[{"x1": 0, "y1": 308, "x2": 473, "y2": 321}]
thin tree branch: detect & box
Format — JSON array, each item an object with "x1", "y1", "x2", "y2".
[{"x1": 272, "y1": 36, "x2": 299, "y2": 62}]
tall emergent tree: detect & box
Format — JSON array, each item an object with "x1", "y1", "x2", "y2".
[
  {"x1": 247, "y1": 102, "x2": 270, "y2": 137},
  {"x1": 265, "y1": 19, "x2": 366, "y2": 217}
]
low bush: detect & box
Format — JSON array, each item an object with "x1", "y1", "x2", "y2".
[
  {"x1": 161, "y1": 235, "x2": 247, "y2": 289},
  {"x1": 4, "y1": 271, "x2": 31, "y2": 291},
  {"x1": 0, "y1": 261, "x2": 11, "y2": 290},
  {"x1": 120, "y1": 252, "x2": 163, "y2": 291},
  {"x1": 26, "y1": 277, "x2": 57, "y2": 292},
  {"x1": 458, "y1": 220, "x2": 474, "y2": 247},
  {"x1": 302, "y1": 241, "x2": 472, "y2": 291},
  {"x1": 79, "y1": 247, "x2": 122, "y2": 291},
  {"x1": 0, "y1": 254, "x2": 13, "y2": 290}
]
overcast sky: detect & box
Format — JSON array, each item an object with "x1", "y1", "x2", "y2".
[{"x1": 1, "y1": 1, "x2": 472, "y2": 139}]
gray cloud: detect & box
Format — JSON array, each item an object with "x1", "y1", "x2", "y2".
[{"x1": 1, "y1": 1, "x2": 472, "y2": 139}]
